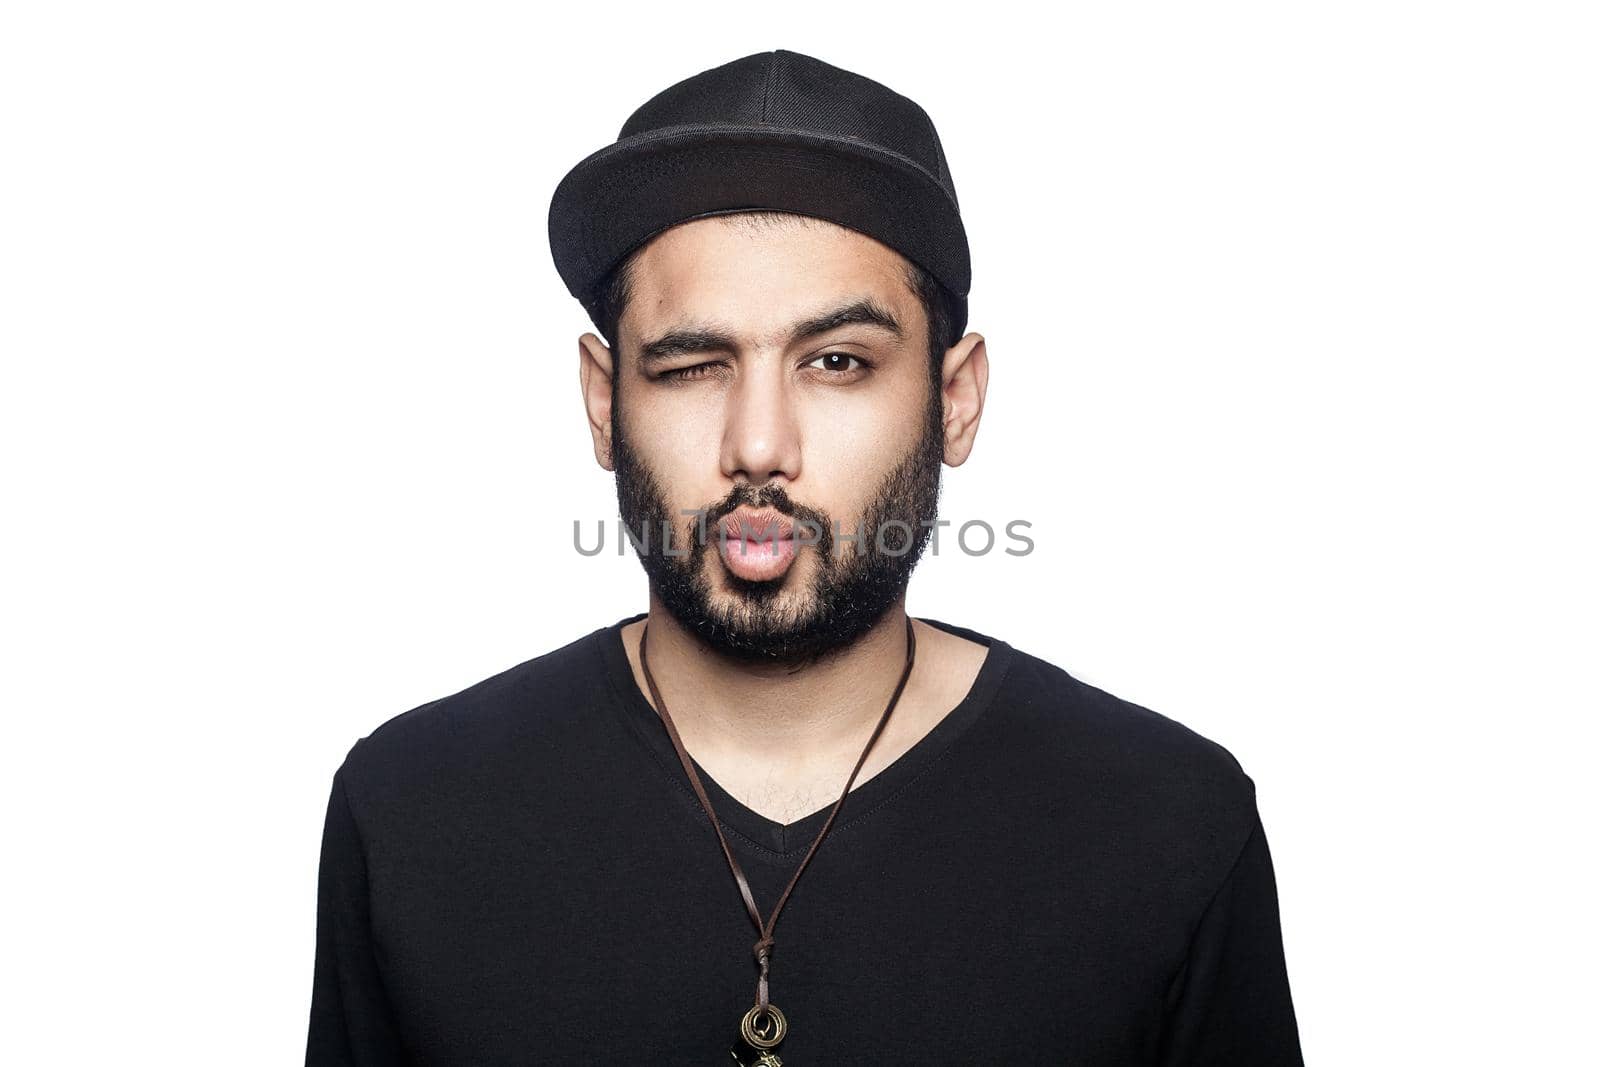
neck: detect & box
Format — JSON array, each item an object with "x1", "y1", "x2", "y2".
[{"x1": 633, "y1": 594, "x2": 916, "y2": 773}]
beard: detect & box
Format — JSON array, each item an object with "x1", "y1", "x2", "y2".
[{"x1": 611, "y1": 380, "x2": 944, "y2": 665}]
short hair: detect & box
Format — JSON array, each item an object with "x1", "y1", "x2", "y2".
[{"x1": 586, "y1": 211, "x2": 964, "y2": 390}]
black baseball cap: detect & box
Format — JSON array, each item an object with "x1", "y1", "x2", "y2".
[{"x1": 547, "y1": 49, "x2": 971, "y2": 339}]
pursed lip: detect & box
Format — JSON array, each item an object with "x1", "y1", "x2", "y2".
[{"x1": 720, "y1": 509, "x2": 795, "y2": 544}]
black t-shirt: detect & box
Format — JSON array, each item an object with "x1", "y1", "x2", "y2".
[{"x1": 306, "y1": 614, "x2": 1302, "y2": 1065}]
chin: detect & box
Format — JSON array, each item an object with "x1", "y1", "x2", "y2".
[{"x1": 707, "y1": 571, "x2": 818, "y2": 620}]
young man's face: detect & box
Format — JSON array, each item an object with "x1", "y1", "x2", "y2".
[{"x1": 588, "y1": 214, "x2": 952, "y2": 662}]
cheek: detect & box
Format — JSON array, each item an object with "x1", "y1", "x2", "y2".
[
  {"x1": 626, "y1": 385, "x2": 716, "y2": 443},
  {"x1": 631, "y1": 399, "x2": 727, "y2": 502},
  {"x1": 798, "y1": 413, "x2": 903, "y2": 522}
]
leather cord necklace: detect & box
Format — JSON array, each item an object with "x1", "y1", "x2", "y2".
[{"x1": 637, "y1": 615, "x2": 918, "y2": 1066}]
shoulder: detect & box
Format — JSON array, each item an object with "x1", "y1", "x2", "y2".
[
  {"x1": 333, "y1": 625, "x2": 608, "y2": 817},
  {"x1": 987, "y1": 641, "x2": 1261, "y2": 867}
]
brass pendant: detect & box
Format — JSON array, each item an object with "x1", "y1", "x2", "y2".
[{"x1": 729, "y1": 1003, "x2": 787, "y2": 1066}]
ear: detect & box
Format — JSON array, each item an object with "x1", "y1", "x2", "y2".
[
  {"x1": 939, "y1": 332, "x2": 989, "y2": 467},
  {"x1": 578, "y1": 333, "x2": 617, "y2": 471}
]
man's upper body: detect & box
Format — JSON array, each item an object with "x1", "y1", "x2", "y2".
[
  {"x1": 307, "y1": 49, "x2": 1301, "y2": 1065},
  {"x1": 306, "y1": 612, "x2": 1301, "y2": 1065}
]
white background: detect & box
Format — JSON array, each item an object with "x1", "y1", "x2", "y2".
[{"x1": 3, "y1": 2, "x2": 1595, "y2": 1062}]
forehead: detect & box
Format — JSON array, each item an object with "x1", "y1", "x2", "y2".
[{"x1": 619, "y1": 214, "x2": 920, "y2": 349}]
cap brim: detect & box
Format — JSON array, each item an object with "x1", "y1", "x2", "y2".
[{"x1": 548, "y1": 124, "x2": 971, "y2": 321}]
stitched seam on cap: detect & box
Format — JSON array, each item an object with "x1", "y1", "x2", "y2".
[{"x1": 761, "y1": 51, "x2": 779, "y2": 125}]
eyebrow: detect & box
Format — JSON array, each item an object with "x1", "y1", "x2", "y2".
[{"x1": 637, "y1": 297, "x2": 905, "y2": 364}]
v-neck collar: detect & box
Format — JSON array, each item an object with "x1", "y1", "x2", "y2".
[{"x1": 594, "y1": 611, "x2": 1015, "y2": 859}]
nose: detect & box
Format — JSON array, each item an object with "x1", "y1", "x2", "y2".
[{"x1": 720, "y1": 357, "x2": 802, "y2": 488}]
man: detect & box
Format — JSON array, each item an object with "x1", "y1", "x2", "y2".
[{"x1": 306, "y1": 49, "x2": 1303, "y2": 1065}]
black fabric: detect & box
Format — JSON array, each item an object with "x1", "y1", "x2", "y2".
[
  {"x1": 547, "y1": 49, "x2": 971, "y2": 336},
  {"x1": 306, "y1": 615, "x2": 1303, "y2": 1065}
]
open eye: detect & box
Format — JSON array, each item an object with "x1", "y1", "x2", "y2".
[{"x1": 805, "y1": 352, "x2": 868, "y2": 374}]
